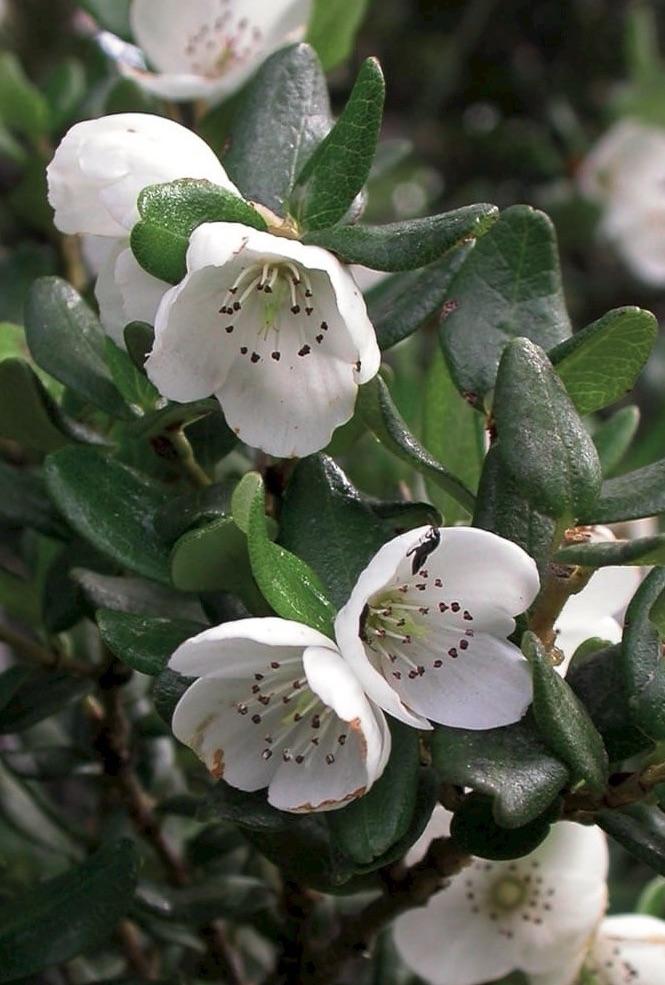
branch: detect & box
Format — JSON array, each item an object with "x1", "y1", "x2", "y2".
[{"x1": 0, "y1": 622, "x2": 96, "y2": 677}]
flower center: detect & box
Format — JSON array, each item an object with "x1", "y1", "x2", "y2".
[
  {"x1": 182, "y1": 10, "x2": 263, "y2": 80},
  {"x1": 489, "y1": 875, "x2": 527, "y2": 912}
]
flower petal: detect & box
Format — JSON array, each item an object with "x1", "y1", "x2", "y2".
[
  {"x1": 47, "y1": 113, "x2": 236, "y2": 236},
  {"x1": 591, "y1": 914, "x2": 665, "y2": 984},
  {"x1": 168, "y1": 617, "x2": 336, "y2": 678},
  {"x1": 95, "y1": 241, "x2": 168, "y2": 345},
  {"x1": 560, "y1": 564, "x2": 642, "y2": 625}
]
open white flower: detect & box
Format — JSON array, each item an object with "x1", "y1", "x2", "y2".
[
  {"x1": 168, "y1": 617, "x2": 391, "y2": 813},
  {"x1": 334, "y1": 526, "x2": 540, "y2": 730},
  {"x1": 581, "y1": 915, "x2": 665, "y2": 985},
  {"x1": 47, "y1": 113, "x2": 238, "y2": 342},
  {"x1": 145, "y1": 221, "x2": 380, "y2": 458},
  {"x1": 122, "y1": 0, "x2": 312, "y2": 104},
  {"x1": 393, "y1": 806, "x2": 609, "y2": 985},
  {"x1": 579, "y1": 119, "x2": 665, "y2": 285}
]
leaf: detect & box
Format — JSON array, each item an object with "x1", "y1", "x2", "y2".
[
  {"x1": 294, "y1": 57, "x2": 385, "y2": 230},
  {"x1": 0, "y1": 244, "x2": 56, "y2": 325},
  {"x1": 440, "y1": 205, "x2": 572, "y2": 399},
  {"x1": 0, "y1": 359, "x2": 72, "y2": 453},
  {"x1": 422, "y1": 348, "x2": 485, "y2": 525},
  {"x1": 580, "y1": 458, "x2": 665, "y2": 524},
  {"x1": 103, "y1": 338, "x2": 161, "y2": 413},
  {"x1": 592, "y1": 405, "x2": 640, "y2": 477},
  {"x1": 0, "y1": 51, "x2": 49, "y2": 137},
  {"x1": 155, "y1": 482, "x2": 232, "y2": 544},
  {"x1": 431, "y1": 718, "x2": 569, "y2": 827},
  {"x1": 473, "y1": 445, "x2": 556, "y2": 579},
  {"x1": 279, "y1": 455, "x2": 389, "y2": 609},
  {"x1": 450, "y1": 793, "x2": 552, "y2": 861},
  {"x1": 356, "y1": 375, "x2": 475, "y2": 514},
  {"x1": 0, "y1": 757, "x2": 81, "y2": 858},
  {"x1": 620, "y1": 567, "x2": 665, "y2": 740},
  {"x1": 97, "y1": 611, "x2": 205, "y2": 676},
  {"x1": 240, "y1": 472, "x2": 337, "y2": 636},
  {"x1": 304, "y1": 206, "x2": 498, "y2": 272},
  {"x1": 0, "y1": 671, "x2": 92, "y2": 734},
  {"x1": 0, "y1": 839, "x2": 140, "y2": 981},
  {"x1": 136, "y1": 877, "x2": 274, "y2": 925},
  {"x1": 170, "y1": 517, "x2": 268, "y2": 614},
  {"x1": 598, "y1": 804, "x2": 665, "y2": 876},
  {"x1": 45, "y1": 447, "x2": 171, "y2": 584},
  {"x1": 524, "y1": 631, "x2": 608, "y2": 792},
  {"x1": 71, "y1": 569, "x2": 205, "y2": 622},
  {"x1": 307, "y1": 0, "x2": 371, "y2": 70},
  {"x1": 25, "y1": 278, "x2": 129, "y2": 419},
  {"x1": 224, "y1": 43, "x2": 332, "y2": 216},
  {"x1": 555, "y1": 535, "x2": 665, "y2": 568},
  {"x1": 566, "y1": 644, "x2": 653, "y2": 763},
  {"x1": 327, "y1": 721, "x2": 420, "y2": 865},
  {"x1": 130, "y1": 179, "x2": 267, "y2": 284},
  {"x1": 550, "y1": 307, "x2": 657, "y2": 415},
  {"x1": 43, "y1": 58, "x2": 86, "y2": 131},
  {"x1": 366, "y1": 244, "x2": 473, "y2": 351},
  {"x1": 0, "y1": 462, "x2": 68, "y2": 538},
  {"x1": 78, "y1": 0, "x2": 131, "y2": 38},
  {"x1": 0, "y1": 321, "x2": 62, "y2": 398},
  {"x1": 124, "y1": 321, "x2": 155, "y2": 370},
  {"x1": 493, "y1": 339, "x2": 601, "y2": 519}
]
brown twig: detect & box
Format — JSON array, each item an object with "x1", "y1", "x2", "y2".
[
  {"x1": 0, "y1": 622, "x2": 97, "y2": 677},
  {"x1": 117, "y1": 920, "x2": 159, "y2": 981}
]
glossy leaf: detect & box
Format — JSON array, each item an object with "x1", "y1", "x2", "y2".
[
  {"x1": 25, "y1": 278, "x2": 129, "y2": 418},
  {"x1": 357, "y1": 375, "x2": 475, "y2": 513},
  {"x1": 0, "y1": 671, "x2": 92, "y2": 734},
  {"x1": 450, "y1": 793, "x2": 552, "y2": 861},
  {"x1": 431, "y1": 718, "x2": 569, "y2": 827},
  {"x1": 294, "y1": 57, "x2": 384, "y2": 230},
  {"x1": 71, "y1": 569, "x2": 205, "y2": 622},
  {"x1": 0, "y1": 758, "x2": 81, "y2": 858},
  {"x1": 78, "y1": 0, "x2": 131, "y2": 38},
  {"x1": 493, "y1": 339, "x2": 601, "y2": 519},
  {"x1": 97, "y1": 611, "x2": 205, "y2": 676},
  {"x1": 0, "y1": 840, "x2": 140, "y2": 981},
  {"x1": 0, "y1": 359, "x2": 72, "y2": 453},
  {"x1": 305, "y1": 206, "x2": 497, "y2": 272},
  {"x1": 0, "y1": 462, "x2": 68, "y2": 538},
  {"x1": 551, "y1": 307, "x2": 657, "y2": 415},
  {"x1": 103, "y1": 338, "x2": 161, "y2": 413},
  {"x1": 131, "y1": 179, "x2": 267, "y2": 284},
  {"x1": 524, "y1": 631, "x2": 608, "y2": 792},
  {"x1": 620, "y1": 567, "x2": 665, "y2": 740},
  {"x1": 224, "y1": 43, "x2": 332, "y2": 216},
  {"x1": 45, "y1": 447, "x2": 171, "y2": 584},
  {"x1": 440, "y1": 205, "x2": 572, "y2": 399},
  {"x1": 598, "y1": 804, "x2": 665, "y2": 876}
]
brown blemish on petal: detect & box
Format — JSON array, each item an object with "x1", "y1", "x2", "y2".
[
  {"x1": 210, "y1": 748, "x2": 225, "y2": 779},
  {"x1": 348, "y1": 716, "x2": 368, "y2": 760},
  {"x1": 290, "y1": 785, "x2": 367, "y2": 813},
  {"x1": 191, "y1": 713, "x2": 216, "y2": 755}
]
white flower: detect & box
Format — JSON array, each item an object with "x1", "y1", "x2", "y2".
[
  {"x1": 122, "y1": 0, "x2": 312, "y2": 105},
  {"x1": 579, "y1": 119, "x2": 665, "y2": 285},
  {"x1": 393, "y1": 806, "x2": 609, "y2": 985},
  {"x1": 554, "y1": 527, "x2": 642, "y2": 674},
  {"x1": 46, "y1": 113, "x2": 238, "y2": 341},
  {"x1": 168, "y1": 617, "x2": 391, "y2": 813},
  {"x1": 334, "y1": 526, "x2": 540, "y2": 730},
  {"x1": 145, "y1": 221, "x2": 380, "y2": 458}
]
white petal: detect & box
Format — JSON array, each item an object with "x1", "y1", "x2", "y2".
[
  {"x1": 578, "y1": 120, "x2": 665, "y2": 203},
  {"x1": 555, "y1": 615, "x2": 622, "y2": 674},
  {"x1": 129, "y1": 0, "x2": 312, "y2": 104},
  {"x1": 95, "y1": 241, "x2": 168, "y2": 345},
  {"x1": 560, "y1": 565, "x2": 642, "y2": 625},
  {"x1": 590, "y1": 914, "x2": 665, "y2": 984},
  {"x1": 168, "y1": 617, "x2": 336, "y2": 678},
  {"x1": 526, "y1": 948, "x2": 589, "y2": 985},
  {"x1": 81, "y1": 235, "x2": 115, "y2": 277},
  {"x1": 47, "y1": 113, "x2": 237, "y2": 237},
  {"x1": 404, "y1": 804, "x2": 452, "y2": 865}
]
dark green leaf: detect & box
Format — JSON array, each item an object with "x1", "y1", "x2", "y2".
[
  {"x1": 357, "y1": 375, "x2": 475, "y2": 514},
  {"x1": 152, "y1": 669, "x2": 193, "y2": 727},
  {"x1": 224, "y1": 43, "x2": 332, "y2": 216},
  {"x1": 0, "y1": 245, "x2": 57, "y2": 325},
  {"x1": 294, "y1": 57, "x2": 384, "y2": 230},
  {"x1": 155, "y1": 483, "x2": 232, "y2": 544},
  {"x1": 0, "y1": 671, "x2": 92, "y2": 734},
  {"x1": 0, "y1": 462, "x2": 68, "y2": 538},
  {"x1": 45, "y1": 447, "x2": 171, "y2": 584},
  {"x1": 104, "y1": 338, "x2": 161, "y2": 413},
  {"x1": 422, "y1": 348, "x2": 484, "y2": 525},
  {"x1": 279, "y1": 455, "x2": 389, "y2": 609},
  {"x1": 131, "y1": 179, "x2": 267, "y2": 284},
  {"x1": 0, "y1": 839, "x2": 140, "y2": 981},
  {"x1": 0, "y1": 51, "x2": 49, "y2": 137},
  {"x1": 593, "y1": 406, "x2": 640, "y2": 477},
  {"x1": 240, "y1": 472, "x2": 336, "y2": 635},
  {"x1": 304, "y1": 206, "x2": 498, "y2": 271},
  {"x1": 307, "y1": 0, "x2": 371, "y2": 70},
  {"x1": 71, "y1": 569, "x2": 205, "y2": 622},
  {"x1": 493, "y1": 339, "x2": 601, "y2": 519},
  {"x1": 0, "y1": 758, "x2": 81, "y2": 858},
  {"x1": 620, "y1": 567, "x2": 665, "y2": 740},
  {"x1": 327, "y1": 721, "x2": 420, "y2": 865},
  {"x1": 78, "y1": 0, "x2": 131, "y2": 37},
  {"x1": 431, "y1": 718, "x2": 569, "y2": 827},
  {"x1": 2, "y1": 747, "x2": 98, "y2": 781},
  {"x1": 524, "y1": 631, "x2": 608, "y2": 792},
  {"x1": 0, "y1": 359, "x2": 72, "y2": 453},
  {"x1": 598, "y1": 804, "x2": 665, "y2": 875},
  {"x1": 43, "y1": 59, "x2": 86, "y2": 131},
  {"x1": 580, "y1": 458, "x2": 665, "y2": 524},
  {"x1": 97, "y1": 611, "x2": 205, "y2": 676},
  {"x1": 555, "y1": 535, "x2": 665, "y2": 568},
  {"x1": 136, "y1": 877, "x2": 273, "y2": 925},
  {"x1": 124, "y1": 322, "x2": 155, "y2": 370},
  {"x1": 367, "y1": 243, "x2": 473, "y2": 350},
  {"x1": 440, "y1": 205, "x2": 572, "y2": 399},
  {"x1": 450, "y1": 793, "x2": 553, "y2": 861},
  {"x1": 473, "y1": 446, "x2": 556, "y2": 579},
  {"x1": 566, "y1": 644, "x2": 653, "y2": 762},
  {"x1": 0, "y1": 666, "x2": 32, "y2": 718},
  {"x1": 550, "y1": 307, "x2": 657, "y2": 415},
  {"x1": 25, "y1": 278, "x2": 129, "y2": 418}
]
